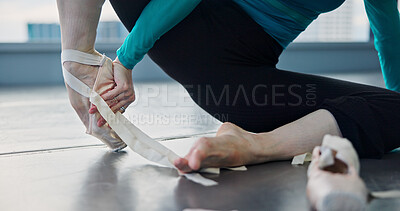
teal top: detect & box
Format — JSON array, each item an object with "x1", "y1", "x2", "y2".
[
  {"x1": 116, "y1": 0, "x2": 201, "y2": 71},
  {"x1": 232, "y1": 0, "x2": 345, "y2": 47},
  {"x1": 117, "y1": 0, "x2": 400, "y2": 92}
]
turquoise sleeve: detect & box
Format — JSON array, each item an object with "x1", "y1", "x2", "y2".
[
  {"x1": 116, "y1": 0, "x2": 202, "y2": 70},
  {"x1": 364, "y1": 0, "x2": 400, "y2": 91}
]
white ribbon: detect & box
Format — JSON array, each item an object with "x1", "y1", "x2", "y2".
[{"x1": 62, "y1": 50, "x2": 246, "y2": 186}]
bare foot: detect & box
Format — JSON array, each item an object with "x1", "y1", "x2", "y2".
[
  {"x1": 174, "y1": 122, "x2": 262, "y2": 172},
  {"x1": 63, "y1": 53, "x2": 110, "y2": 126},
  {"x1": 64, "y1": 60, "x2": 101, "y2": 126}
]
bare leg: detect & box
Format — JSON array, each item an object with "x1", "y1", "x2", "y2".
[
  {"x1": 175, "y1": 109, "x2": 342, "y2": 172},
  {"x1": 57, "y1": 0, "x2": 104, "y2": 124},
  {"x1": 57, "y1": 0, "x2": 104, "y2": 53},
  {"x1": 261, "y1": 109, "x2": 342, "y2": 161},
  {"x1": 57, "y1": 0, "x2": 126, "y2": 150}
]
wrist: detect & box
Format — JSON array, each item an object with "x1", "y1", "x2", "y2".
[{"x1": 114, "y1": 57, "x2": 132, "y2": 71}]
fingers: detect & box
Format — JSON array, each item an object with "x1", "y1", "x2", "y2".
[
  {"x1": 89, "y1": 94, "x2": 128, "y2": 114},
  {"x1": 96, "y1": 101, "x2": 130, "y2": 127},
  {"x1": 97, "y1": 116, "x2": 107, "y2": 127},
  {"x1": 88, "y1": 59, "x2": 134, "y2": 128},
  {"x1": 102, "y1": 83, "x2": 135, "y2": 102},
  {"x1": 91, "y1": 94, "x2": 132, "y2": 127},
  {"x1": 103, "y1": 85, "x2": 135, "y2": 111},
  {"x1": 102, "y1": 86, "x2": 123, "y2": 102},
  {"x1": 89, "y1": 105, "x2": 97, "y2": 114},
  {"x1": 110, "y1": 98, "x2": 131, "y2": 113},
  {"x1": 93, "y1": 86, "x2": 134, "y2": 127}
]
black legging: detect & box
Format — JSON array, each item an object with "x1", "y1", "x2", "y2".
[{"x1": 110, "y1": 0, "x2": 400, "y2": 158}]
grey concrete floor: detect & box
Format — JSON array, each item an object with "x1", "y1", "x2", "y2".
[{"x1": 0, "y1": 72, "x2": 399, "y2": 211}]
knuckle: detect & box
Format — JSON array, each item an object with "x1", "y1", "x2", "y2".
[{"x1": 103, "y1": 93, "x2": 111, "y2": 100}]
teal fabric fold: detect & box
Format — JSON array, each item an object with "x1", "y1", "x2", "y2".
[
  {"x1": 117, "y1": 0, "x2": 400, "y2": 92},
  {"x1": 117, "y1": 0, "x2": 201, "y2": 70},
  {"x1": 364, "y1": 0, "x2": 400, "y2": 92}
]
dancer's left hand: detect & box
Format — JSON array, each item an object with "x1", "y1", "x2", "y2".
[{"x1": 89, "y1": 57, "x2": 135, "y2": 127}]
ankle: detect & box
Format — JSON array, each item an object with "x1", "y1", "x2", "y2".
[
  {"x1": 247, "y1": 132, "x2": 274, "y2": 163},
  {"x1": 62, "y1": 46, "x2": 101, "y2": 57},
  {"x1": 251, "y1": 131, "x2": 292, "y2": 162}
]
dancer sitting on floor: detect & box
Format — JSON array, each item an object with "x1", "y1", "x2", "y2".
[{"x1": 57, "y1": 0, "x2": 400, "y2": 209}]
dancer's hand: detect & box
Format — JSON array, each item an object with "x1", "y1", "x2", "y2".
[
  {"x1": 174, "y1": 122, "x2": 261, "y2": 173},
  {"x1": 89, "y1": 57, "x2": 135, "y2": 127}
]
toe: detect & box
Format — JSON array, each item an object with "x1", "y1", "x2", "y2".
[
  {"x1": 174, "y1": 158, "x2": 192, "y2": 173},
  {"x1": 188, "y1": 149, "x2": 205, "y2": 171}
]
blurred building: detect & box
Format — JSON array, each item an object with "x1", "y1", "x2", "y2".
[
  {"x1": 96, "y1": 21, "x2": 129, "y2": 42},
  {"x1": 295, "y1": 0, "x2": 370, "y2": 42},
  {"x1": 27, "y1": 23, "x2": 61, "y2": 42},
  {"x1": 27, "y1": 21, "x2": 128, "y2": 43}
]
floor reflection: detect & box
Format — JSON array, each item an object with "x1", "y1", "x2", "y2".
[
  {"x1": 77, "y1": 151, "x2": 134, "y2": 211},
  {"x1": 174, "y1": 162, "x2": 310, "y2": 211}
]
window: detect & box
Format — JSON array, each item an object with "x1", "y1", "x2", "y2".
[
  {"x1": 0, "y1": 0, "x2": 398, "y2": 43},
  {"x1": 294, "y1": 0, "x2": 370, "y2": 43},
  {"x1": 0, "y1": 0, "x2": 120, "y2": 43}
]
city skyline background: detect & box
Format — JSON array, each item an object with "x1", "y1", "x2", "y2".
[
  {"x1": 1, "y1": 0, "x2": 392, "y2": 85},
  {"x1": 2, "y1": 0, "x2": 397, "y2": 43},
  {"x1": 0, "y1": 0, "x2": 118, "y2": 42}
]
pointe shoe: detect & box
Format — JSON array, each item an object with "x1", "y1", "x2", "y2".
[
  {"x1": 61, "y1": 49, "x2": 127, "y2": 151},
  {"x1": 307, "y1": 135, "x2": 368, "y2": 211}
]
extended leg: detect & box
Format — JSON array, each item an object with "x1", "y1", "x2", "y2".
[
  {"x1": 176, "y1": 87, "x2": 400, "y2": 171},
  {"x1": 111, "y1": 0, "x2": 400, "y2": 160},
  {"x1": 174, "y1": 109, "x2": 341, "y2": 171}
]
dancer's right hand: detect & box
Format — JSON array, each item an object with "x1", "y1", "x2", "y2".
[{"x1": 89, "y1": 58, "x2": 135, "y2": 127}]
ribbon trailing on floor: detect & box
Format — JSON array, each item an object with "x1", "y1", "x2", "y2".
[{"x1": 62, "y1": 49, "x2": 246, "y2": 186}]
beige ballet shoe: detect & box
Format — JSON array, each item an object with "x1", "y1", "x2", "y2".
[
  {"x1": 61, "y1": 49, "x2": 127, "y2": 151},
  {"x1": 307, "y1": 135, "x2": 368, "y2": 211}
]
